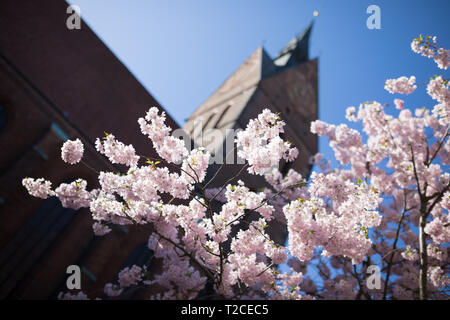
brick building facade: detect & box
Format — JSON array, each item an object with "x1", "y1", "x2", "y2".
[{"x1": 0, "y1": 0, "x2": 177, "y2": 299}]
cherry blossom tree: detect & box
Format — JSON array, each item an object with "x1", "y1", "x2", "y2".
[{"x1": 23, "y1": 35, "x2": 449, "y2": 300}]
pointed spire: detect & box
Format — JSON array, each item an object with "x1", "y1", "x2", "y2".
[{"x1": 273, "y1": 21, "x2": 314, "y2": 68}]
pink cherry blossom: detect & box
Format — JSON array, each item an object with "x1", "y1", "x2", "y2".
[
  {"x1": 385, "y1": 76, "x2": 417, "y2": 95},
  {"x1": 22, "y1": 35, "x2": 450, "y2": 300},
  {"x1": 22, "y1": 177, "x2": 55, "y2": 199},
  {"x1": 61, "y1": 138, "x2": 84, "y2": 164}
]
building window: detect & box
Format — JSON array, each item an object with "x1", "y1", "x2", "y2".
[
  {"x1": 0, "y1": 196, "x2": 78, "y2": 298},
  {"x1": 0, "y1": 104, "x2": 7, "y2": 132},
  {"x1": 202, "y1": 113, "x2": 216, "y2": 131}
]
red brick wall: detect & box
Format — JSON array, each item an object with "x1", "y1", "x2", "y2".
[
  {"x1": 0, "y1": 0, "x2": 179, "y2": 299},
  {"x1": 0, "y1": 0, "x2": 178, "y2": 150}
]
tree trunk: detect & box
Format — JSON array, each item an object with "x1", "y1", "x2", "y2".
[{"x1": 418, "y1": 214, "x2": 428, "y2": 300}]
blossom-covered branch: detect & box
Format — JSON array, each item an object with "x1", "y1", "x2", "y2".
[{"x1": 23, "y1": 34, "x2": 449, "y2": 300}]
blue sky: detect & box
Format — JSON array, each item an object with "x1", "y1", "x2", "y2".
[{"x1": 68, "y1": 0, "x2": 449, "y2": 163}]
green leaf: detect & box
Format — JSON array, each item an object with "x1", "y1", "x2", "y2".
[{"x1": 102, "y1": 131, "x2": 111, "y2": 140}]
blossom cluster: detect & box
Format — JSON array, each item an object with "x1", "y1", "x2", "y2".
[
  {"x1": 61, "y1": 138, "x2": 84, "y2": 164},
  {"x1": 235, "y1": 109, "x2": 298, "y2": 175},
  {"x1": 306, "y1": 36, "x2": 450, "y2": 299},
  {"x1": 95, "y1": 134, "x2": 140, "y2": 167},
  {"x1": 411, "y1": 35, "x2": 449, "y2": 69},
  {"x1": 22, "y1": 177, "x2": 54, "y2": 199},
  {"x1": 138, "y1": 107, "x2": 188, "y2": 163},
  {"x1": 384, "y1": 76, "x2": 417, "y2": 95}
]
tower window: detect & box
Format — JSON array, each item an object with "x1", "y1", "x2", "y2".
[
  {"x1": 202, "y1": 113, "x2": 215, "y2": 131},
  {"x1": 214, "y1": 104, "x2": 232, "y2": 128}
]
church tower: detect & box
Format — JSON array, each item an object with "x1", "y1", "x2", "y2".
[{"x1": 183, "y1": 22, "x2": 318, "y2": 190}]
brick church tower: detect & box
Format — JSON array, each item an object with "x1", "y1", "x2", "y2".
[{"x1": 183, "y1": 23, "x2": 319, "y2": 244}]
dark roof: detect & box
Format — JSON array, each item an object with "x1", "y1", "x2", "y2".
[
  {"x1": 261, "y1": 47, "x2": 278, "y2": 79},
  {"x1": 273, "y1": 21, "x2": 314, "y2": 69}
]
